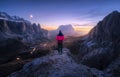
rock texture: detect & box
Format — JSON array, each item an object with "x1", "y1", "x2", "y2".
[
  {"x1": 77, "y1": 11, "x2": 120, "y2": 73},
  {"x1": 8, "y1": 48, "x2": 104, "y2": 77},
  {"x1": 0, "y1": 12, "x2": 48, "y2": 43},
  {"x1": 0, "y1": 12, "x2": 48, "y2": 64}
]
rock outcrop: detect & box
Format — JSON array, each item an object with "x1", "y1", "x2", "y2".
[
  {"x1": 77, "y1": 11, "x2": 120, "y2": 72},
  {"x1": 8, "y1": 48, "x2": 104, "y2": 77}
]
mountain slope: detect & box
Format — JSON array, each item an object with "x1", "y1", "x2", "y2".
[{"x1": 76, "y1": 11, "x2": 120, "y2": 72}]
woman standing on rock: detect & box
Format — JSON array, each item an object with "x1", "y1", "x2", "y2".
[{"x1": 56, "y1": 30, "x2": 64, "y2": 54}]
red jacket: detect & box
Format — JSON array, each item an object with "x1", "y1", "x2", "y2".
[{"x1": 56, "y1": 36, "x2": 64, "y2": 44}]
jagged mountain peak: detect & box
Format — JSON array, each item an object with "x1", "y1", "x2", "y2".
[
  {"x1": 0, "y1": 11, "x2": 25, "y2": 22},
  {"x1": 103, "y1": 10, "x2": 120, "y2": 21},
  {"x1": 102, "y1": 11, "x2": 120, "y2": 37},
  {"x1": 78, "y1": 11, "x2": 120, "y2": 72},
  {"x1": 0, "y1": 12, "x2": 9, "y2": 15},
  {"x1": 0, "y1": 12, "x2": 11, "y2": 19},
  {"x1": 0, "y1": 12, "x2": 48, "y2": 43},
  {"x1": 88, "y1": 10, "x2": 120, "y2": 40},
  {"x1": 57, "y1": 24, "x2": 74, "y2": 32},
  {"x1": 110, "y1": 10, "x2": 120, "y2": 14},
  {"x1": 58, "y1": 24, "x2": 73, "y2": 29},
  {"x1": 0, "y1": 12, "x2": 8, "y2": 15}
]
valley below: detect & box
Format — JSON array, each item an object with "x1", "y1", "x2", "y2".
[{"x1": 0, "y1": 36, "x2": 81, "y2": 77}]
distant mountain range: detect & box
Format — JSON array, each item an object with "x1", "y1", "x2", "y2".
[
  {"x1": 57, "y1": 24, "x2": 74, "y2": 33},
  {"x1": 48, "y1": 24, "x2": 80, "y2": 38},
  {"x1": 0, "y1": 12, "x2": 48, "y2": 43},
  {"x1": 0, "y1": 12, "x2": 29, "y2": 22}
]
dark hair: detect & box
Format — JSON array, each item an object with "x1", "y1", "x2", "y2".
[{"x1": 57, "y1": 30, "x2": 64, "y2": 36}]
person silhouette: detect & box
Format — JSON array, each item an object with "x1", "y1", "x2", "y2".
[{"x1": 56, "y1": 30, "x2": 64, "y2": 54}]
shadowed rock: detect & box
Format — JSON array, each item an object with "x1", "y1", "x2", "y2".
[{"x1": 77, "y1": 11, "x2": 120, "y2": 70}]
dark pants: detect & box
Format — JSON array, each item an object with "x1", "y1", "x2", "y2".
[{"x1": 58, "y1": 43, "x2": 63, "y2": 54}]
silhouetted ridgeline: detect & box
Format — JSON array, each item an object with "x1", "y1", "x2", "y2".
[{"x1": 0, "y1": 12, "x2": 48, "y2": 64}]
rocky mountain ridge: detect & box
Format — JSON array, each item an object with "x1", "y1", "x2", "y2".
[
  {"x1": 75, "y1": 11, "x2": 120, "y2": 76},
  {"x1": 0, "y1": 12, "x2": 48, "y2": 43},
  {"x1": 0, "y1": 12, "x2": 48, "y2": 64}
]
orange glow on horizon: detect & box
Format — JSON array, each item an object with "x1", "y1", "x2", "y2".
[
  {"x1": 74, "y1": 26, "x2": 94, "y2": 35},
  {"x1": 41, "y1": 25, "x2": 94, "y2": 34},
  {"x1": 73, "y1": 26, "x2": 94, "y2": 33},
  {"x1": 41, "y1": 25, "x2": 58, "y2": 30}
]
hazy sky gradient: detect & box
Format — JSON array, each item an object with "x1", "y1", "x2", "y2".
[{"x1": 0, "y1": 0, "x2": 120, "y2": 27}]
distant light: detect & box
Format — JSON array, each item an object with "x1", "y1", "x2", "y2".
[
  {"x1": 30, "y1": 14, "x2": 33, "y2": 18},
  {"x1": 43, "y1": 44, "x2": 47, "y2": 47},
  {"x1": 32, "y1": 48, "x2": 36, "y2": 52},
  {"x1": 30, "y1": 51, "x2": 33, "y2": 54},
  {"x1": 30, "y1": 47, "x2": 36, "y2": 54},
  {"x1": 16, "y1": 57, "x2": 20, "y2": 60}
]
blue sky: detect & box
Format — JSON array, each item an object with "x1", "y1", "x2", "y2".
[{"x1": 0, "y1": 0, "x2": 120, "y2": 27}]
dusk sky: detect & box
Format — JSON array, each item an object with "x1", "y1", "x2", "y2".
[{"x1": 0, "y1": 0, "x2": 120, "y2": 30}]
